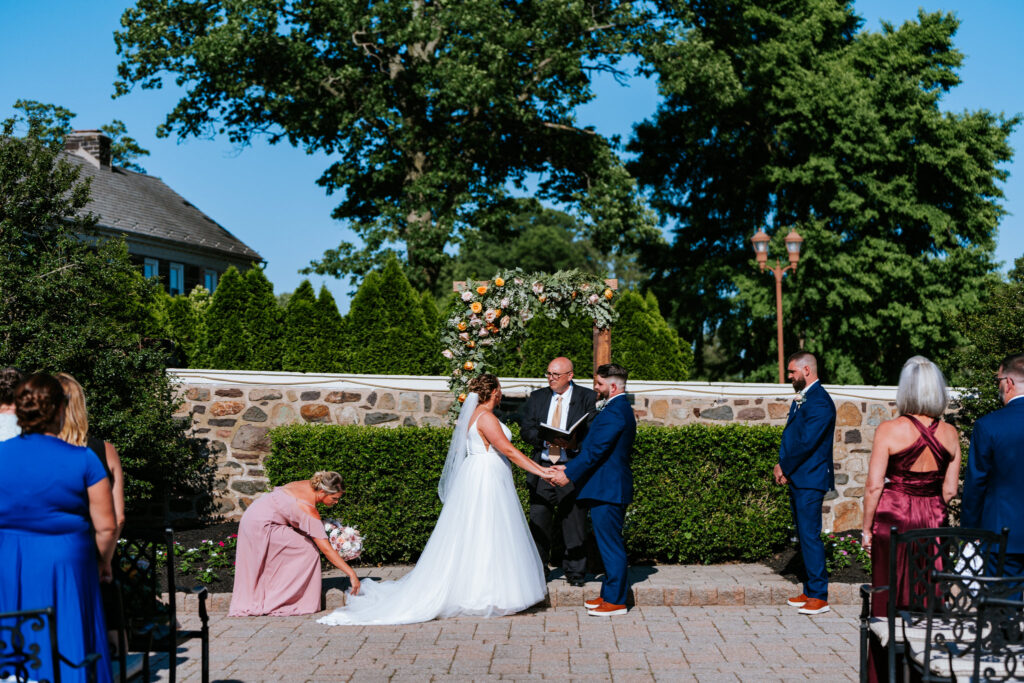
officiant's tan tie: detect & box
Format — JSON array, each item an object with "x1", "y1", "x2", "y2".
[{"x1": 548, "y1": 395, "x2": 563, "y2": 464}]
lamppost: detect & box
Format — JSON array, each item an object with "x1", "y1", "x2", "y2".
[{"x1": 751, "y1": 227, "x2": 803, "y2": 383}]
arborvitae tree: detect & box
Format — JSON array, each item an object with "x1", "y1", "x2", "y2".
[
  {"x1": 419, "y1": 291, "x2": 445, "y2": 375},
  {"x1": 644, "y1": 291, "x2": 693, "y2": 381},
  {"x1": 517, "y1": 310, "x2": 595, "y2": 379},
  {"x1": 314, "y1": 285, "x2": 345, "y2": 372},
  {"x1": 245, "y1": 266, "x2": 282, "y2": 371},
  {"x1": 342, "y1": 255, "x2": 434, "y2": 374},
  {"x1": 158, "y1": 285, "x2": 211, "y2": 367},
  {"x1": 203, "y1": 266, "x2": 250, "y2": 369},
  {"x1": 611, "y1": 290, "x2": 692, "y2": 381},
  {"x1": 281, "y1": 280, "x2": 319, "y2": 372}
]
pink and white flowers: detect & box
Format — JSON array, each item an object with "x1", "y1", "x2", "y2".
[{"x1": 323, "y1": 519, "x2": 363, "y2": 561}]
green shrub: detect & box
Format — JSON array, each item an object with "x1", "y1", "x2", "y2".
[
  {"x1": 314, "y1": 285, "x2": 345, "y2": 372},
  {"x1": 266, "y1": 421, "x2": 788, "y2": 564},
  {"x1": 281, "y1": 280, "x2": 319, "y2": 372},
  {"x1": 244, "y1": 266, "x2": 282, "y2": 371},
  {"x1": 204, "y1": 266, "x2": 250, "y2": 369}
]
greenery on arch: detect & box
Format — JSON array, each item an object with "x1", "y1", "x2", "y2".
[{"x1": 442, "y1": 269, "x2": 616, "y2": 402}]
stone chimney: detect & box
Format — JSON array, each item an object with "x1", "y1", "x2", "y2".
[{"x1": 64, "y1": 130, "x2": 112, "y2": 169}]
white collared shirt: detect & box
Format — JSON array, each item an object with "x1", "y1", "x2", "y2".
[
  {"x1": 800, "y1": 380, "x2": 819, "y2": 399},
  {"x1": 546, "y1": 383, "x2": 574, "y2": 430}
]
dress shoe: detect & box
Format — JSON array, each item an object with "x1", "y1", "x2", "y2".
[
  {"x1": 786, "y1": 593, "x2": 809, "y2": 607},
  {"x1": 583, "y1": 596, "x2": 604, "y2": 609},
  {"x1": 567, "y1": 575, "x2": 586, "y2": 587},
  {"x1": 587, "y1": 602, "x2": 627, "y2": 616},
  {"x1": 798, "y1": 598, "x2": 830, "y2": 615}
]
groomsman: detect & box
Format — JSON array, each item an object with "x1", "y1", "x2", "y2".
[
  {"x1": 962, "y1": 353, "x2": 1024, "y2": 578},
  {"x1": 521, "y1": 357, "x2": 596, "y2": 586},
  {"x1": 774, "y1": 351, "x2": 836, "y2": 616},
  {"x1": 551, "y1": 364, "x2": 636, "y2": 616}
]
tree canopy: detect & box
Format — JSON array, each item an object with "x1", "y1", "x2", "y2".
[
  {"x1": 114, "y1": 0, "x2": 658, "y2": 290},
  {"x1": 629, "y1": 0, "x2": 1017, "y2": 383}
]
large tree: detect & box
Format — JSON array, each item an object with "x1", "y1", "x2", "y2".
[
  {"x1": 0, "y1": 114, "x2": 209, "y2": 518},
  {"x1": 114, "y1": 0, "x2": 658, "y2": 290},
  {"x1": 630, "y1": 1, "x2": 1017, "y2": 382}
]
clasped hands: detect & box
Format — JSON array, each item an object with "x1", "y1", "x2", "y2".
[{"x1": 541, "y1": 465, "x2": 570, "y2": 487}]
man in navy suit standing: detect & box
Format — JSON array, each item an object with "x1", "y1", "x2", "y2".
[
  {"x1": 550, "y1": 363, "x2": 636, "y2": 616},
  {"x1": 962, "y1": 353, "x2": 1024, "y2": 578},
  {"x1": 774, "y1": 351, "x2": 836, "y2": 616}
]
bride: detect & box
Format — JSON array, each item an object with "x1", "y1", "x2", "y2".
[{"x1": 318, "y1": 374, "x2": 559, "y2": 625}]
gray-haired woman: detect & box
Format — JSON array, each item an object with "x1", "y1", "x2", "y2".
[{"x1": 861, "y1": 356, "x2": 961, "y2": 683}]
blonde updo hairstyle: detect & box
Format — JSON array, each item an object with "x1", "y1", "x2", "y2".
[
  {"x1": 56, "y1": 373, "x2": 89, "y2": 447},
  {"x1": 310, "y1": 471, "x2": 343, "y2": 494}
]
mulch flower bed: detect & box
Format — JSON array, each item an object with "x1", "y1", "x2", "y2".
[{"x1": 764, "y1": 529, "x2": 872, "y2": 585}]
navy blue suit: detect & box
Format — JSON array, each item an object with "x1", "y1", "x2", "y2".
[
  {"x1": 963, "y1": 397, "x2": 1024, "y2": 574},
  {"x1": 563, "y1": 393, "x2": 636, "y2": 605},
  {"x1": 779, "y1": 381, "x2": 836, "y2": 601}
]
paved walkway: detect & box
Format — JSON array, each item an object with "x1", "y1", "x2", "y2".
[
  {"x1": 157, "y1": 605, "x2": 858, "y2": 682},
  {"x1": 156, "y1": 565, "x2": 862, "y2": 681}
]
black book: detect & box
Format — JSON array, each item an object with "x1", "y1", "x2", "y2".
[{"x1": 538, "y1": 412, "x2": 590, "y2": 451}]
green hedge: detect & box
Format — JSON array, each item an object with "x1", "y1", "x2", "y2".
[{"x1": 266, "y1": 422, "x2": 788, "y2": 564}]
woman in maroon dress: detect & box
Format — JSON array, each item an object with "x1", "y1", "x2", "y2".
[{"x1": 861, "y1": 356, "x2": 961, "y2": 682}]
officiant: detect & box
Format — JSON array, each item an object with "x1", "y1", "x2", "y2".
[{"x1": 521, "y1": 356, "x2": 597, "y2": 586}]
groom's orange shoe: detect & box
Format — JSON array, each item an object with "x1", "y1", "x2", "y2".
[
  {"x1": 587, "y1": 602, "x2": 627, "y2": 616},
  {"x1": 786, "y1": 593, "x2": 810, "y2": 607},
  {"x1": 583, "y1": 596, "x2": 604, "y2": 609}
]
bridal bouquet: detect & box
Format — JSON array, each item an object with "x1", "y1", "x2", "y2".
[{"x1": 323, "y1": 519, "x2": 363, "y2": 561}]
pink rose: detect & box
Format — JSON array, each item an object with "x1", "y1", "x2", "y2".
[
  {"x1": 461, "y1": 291, "x2": 473, "y2": 302},
  {"x1": 588, "y1": 293, "x2": 600, "y2": 304},
  {"x1": 532, "y1": 282, "x2": 544, "y2": 294},
  {"x1": 442, "y1": 349, "x2": 454, "y2": 359},
  {"x1": 459, "y1": 332, "x2": 469, "y2": 341},
  {"x1": 484, "y1": 309, "x2": 497, "y2": 323},
  {"x1": 478, "y1": 328, "x2": 489, "y2": 337},
  {"x1": 501, "y1": 315, "x2": 511, "y2": 329}
]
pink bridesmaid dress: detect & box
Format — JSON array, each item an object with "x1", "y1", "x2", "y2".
[
  {"x1": 229, "y1": 487, "x2": 328, "y2": 616},
  {"x1": 868, "y1": 415, "x2": 953, "y2": 682}
]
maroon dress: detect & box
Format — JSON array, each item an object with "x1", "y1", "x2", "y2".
[{"x1": 868, "y1": 415, "x2": 953, "y2": 682}]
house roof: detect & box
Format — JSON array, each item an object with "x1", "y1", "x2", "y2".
[{"x1": 65, "y1": 152, "x2": 263, "y2": 262}]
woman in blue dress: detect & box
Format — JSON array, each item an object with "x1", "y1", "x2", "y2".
[{"x1": 0, "y1": 373, "x2": 117, "y2": 683}]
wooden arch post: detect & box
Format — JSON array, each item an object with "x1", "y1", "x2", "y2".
[{"x1": 452, "y1": 277, "x2": 618, "y2": 378}]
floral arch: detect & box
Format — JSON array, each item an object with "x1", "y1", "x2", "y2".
[{"x1": 442, "y1": 268, "x2": 617, "y2": 412}]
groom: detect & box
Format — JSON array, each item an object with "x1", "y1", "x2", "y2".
[
  {"x1": 774, "y1": 351, "x2": 836, "y2": 616},
  {"x1": 550, "y1": 363, "x2": 636, "y2": 616}
]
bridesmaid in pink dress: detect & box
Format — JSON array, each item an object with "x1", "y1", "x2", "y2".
[
  {"x1": 229, "y1": 471, "x2": 361, "y2": 616},
  {"x1": 861, "y1": 356, "x2": 962, "y2": 682}
]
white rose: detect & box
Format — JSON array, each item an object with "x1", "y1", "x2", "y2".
[{"x1": 461, "y1": 291, "x2": 473, "y2": 302}]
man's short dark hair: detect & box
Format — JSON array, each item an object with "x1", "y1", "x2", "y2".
[
  {"x1": 1000, "y1": 353, "x2": 1024, "y2": 381},
  {"x1": 596, "y1": 363, "x2": 628, "y2": 386},
  {"x1": 0, "y1": 367, "x2": 25, "y2": 405},
  {"x1": 786, "y1": 351, "x2": 818, "y2": 374}
]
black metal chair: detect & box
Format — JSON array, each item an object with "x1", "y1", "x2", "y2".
[
  {"x1": 113, "y1": 527, "x2": 209, "y2": 683},
  {"x1": 907, "y1": 572, "x2": 1024, "y2": 681},
  {"x1": 0, "y1": 606, "x2": 101, "y2": 683},
  {"x1": 860, "y1": 526, "x2": 1008, "y2": 683},
  {"x1": 973, "y1": 592, "x2": 1024, "y2": 682}
]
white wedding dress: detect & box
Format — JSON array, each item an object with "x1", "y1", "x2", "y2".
[{"x1": 317, "y1": 418, "x2": 547, "y2": 625}]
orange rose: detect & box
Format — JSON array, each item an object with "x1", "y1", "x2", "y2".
[
  {"x1": 457, "y1": 321, "x2": 468, "y2": 331},
  {"x1": 603, "y1": 288, "x2": 614, "y2": 300},
  {"x1": 464, "y1": 361, "x2": 475, "y2": 371},
  {"x1": 458, "y1": 393, "x2": 467, "y2": 403},
  {"x1": 494, "y1": 309, "x2": 502, "y2": 317},
  {"x1": 476, "y1": 285, "x2": 488, "y2": 295},
  {"x1": 538, "y1": 295, "x2": 547, "y2": 303},
  {"x1": 470, "y1": 302, "x2": 483, "y2": 313},
  {"x1": 494, "y1": 277, "x2": 505, "y2": 287},
  {"x1": 466, "y1": 340, "x2": 476, "y2": 348}
]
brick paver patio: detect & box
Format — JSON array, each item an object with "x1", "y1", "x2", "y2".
[{"x1": 154, "y1": 603, "x2": 859, "y2": 681}]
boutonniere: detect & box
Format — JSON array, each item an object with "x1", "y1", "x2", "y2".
[
  {"x1": 596, "y1": 398, "x2": 609, "y2": 412},
  {"x1": 794, "y1": 394, "x2": 806, "y2": 407}
]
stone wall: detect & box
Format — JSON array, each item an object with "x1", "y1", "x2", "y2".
[{"x1": 172, "y1": 370, "x2": 901, "y2": 530}]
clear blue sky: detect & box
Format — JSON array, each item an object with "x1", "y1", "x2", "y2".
[{"x1": 1, "y1": 2, "x2": 1021, "y2": 312}]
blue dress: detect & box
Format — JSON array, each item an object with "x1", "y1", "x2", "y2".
[{"x1": 0, "y1": 433, "x2": 113, "y2": 683}]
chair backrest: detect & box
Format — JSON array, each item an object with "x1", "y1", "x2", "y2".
[
  {"x1": 114, "y1": 526, "x2": 176, "y2": 637},
  {"x1": 892, "y1": 527, "x2": 1008, "y2": 621},
  {"x1": 975, "y1": 594, "x2": 1024, "y2": 682},
  {"x1": 0, "y1": 606, "x2": 100, "y2": 683}
]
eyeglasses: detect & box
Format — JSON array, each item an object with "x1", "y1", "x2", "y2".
[
  {"x1": 545, "y1": 371, "x2": 571, "y2": 379},
  {"x1": 996, "y1": 376, "x2": 1013, "y2": 385}
]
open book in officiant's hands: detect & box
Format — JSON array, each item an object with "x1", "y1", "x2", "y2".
[{"x1": 539, "y1": 412, "x2": 591, "y2": 451}]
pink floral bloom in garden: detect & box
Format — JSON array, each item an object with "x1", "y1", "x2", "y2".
[
  {"x1": 442, "y1": 349, "x2": 454, "y2": 359},
  {"x1": 461, "y1": 291, "x2": 473, "y2": 302},
  {"x1": 500, "y1": 316, "x2": 511, "y2": 329},
  {"x1": 459, "y1": 332, "x2": 469, "y2": 341},
  {"x1": 588, "y1": 294, "x2": 600, "y2": 304},
  {"x1": 478, "y1": 328, "x2": 489, "y2": 337},
  {"x1": 484, "y1": 309, "x2": 497, "y2": 323},
  {"x1": 532, "y1": 282, "x2": 543, "y2": 294}
]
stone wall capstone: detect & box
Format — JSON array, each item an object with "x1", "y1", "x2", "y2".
[{"x1": 171, "y1": 370, "x2": 903, "y2": 530}]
